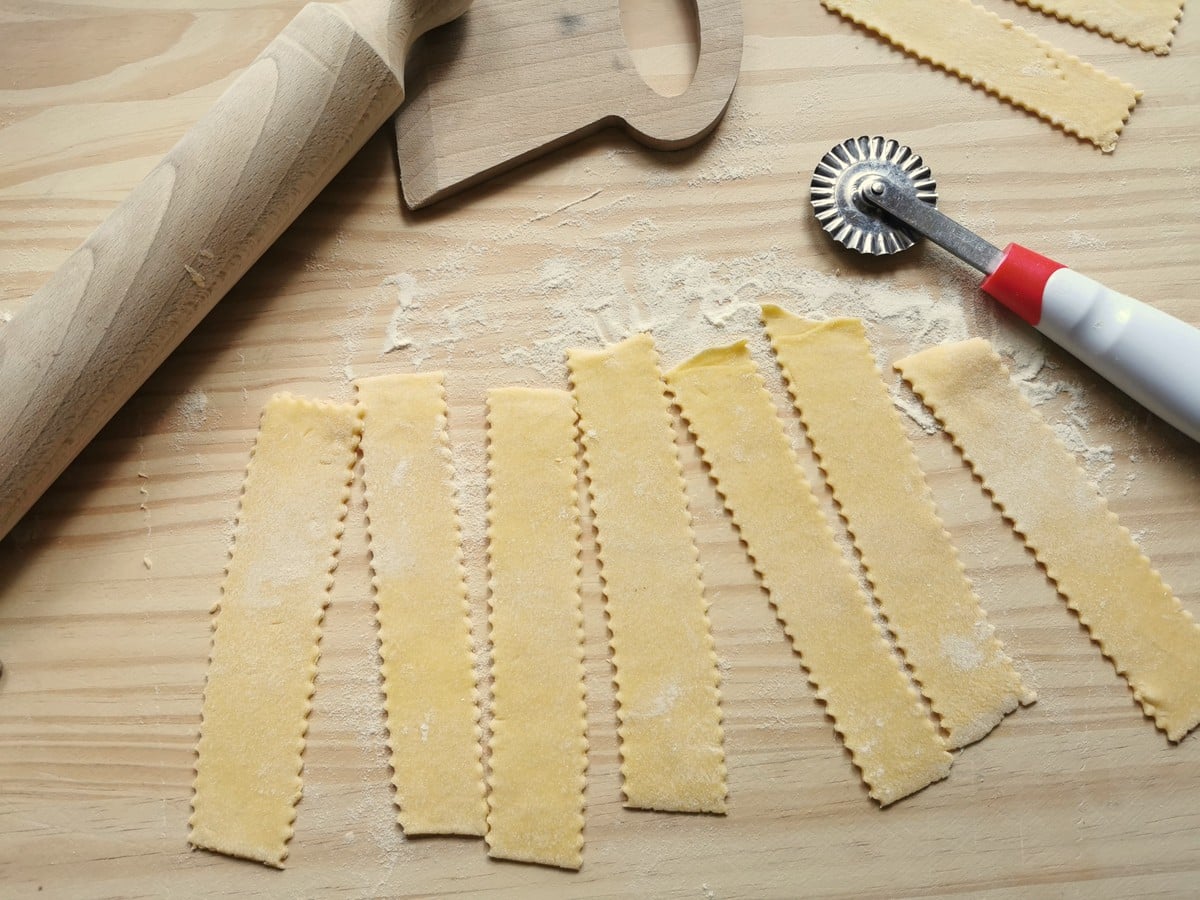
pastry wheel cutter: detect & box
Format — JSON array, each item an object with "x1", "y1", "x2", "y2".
[{"x1": 811, "y1": 136, "x2": 1200, "y2": 443}]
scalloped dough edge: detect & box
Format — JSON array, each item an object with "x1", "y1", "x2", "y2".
[
  {"x1": 821, "y1": 0, "x2": 1142, "y2": 152},
  {"x1": 761, "y1": 311, "x2": 1034, "y2": 751},
  {"x1": 665, "y1": 343, "x2": 952, "y2": 806},
  {"x1": 567, "y1": 334, "x2": 726, "y2": 814},
  {"x1": 1013, "y1": 0, "x2": 1183, "y2": 55},
  {"x1": 354, "y1": 373, "x2": 486, "y2": 836},
  {"x1": 895, "y1": 339, "x2": 1200, "y2": 743},
  {"x1": 189, "y1": 393, "x2": 361, "y2": 867},
  {"x1": 482, "y1": 388, "x2": 587, "y2": 869}
]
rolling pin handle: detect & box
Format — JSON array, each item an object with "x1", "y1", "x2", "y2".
[{"x1": 0, "y1": 0, "x2": 470, "y2": 542}]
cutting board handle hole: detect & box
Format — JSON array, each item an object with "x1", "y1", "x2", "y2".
[{"x1": 619, "y1": 0, "x2": 700, "y2": 98}]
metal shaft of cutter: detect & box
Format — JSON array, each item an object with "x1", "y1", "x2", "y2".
[{"x1": 860, "y1": 177, "x2": 1004, "y2": 275}]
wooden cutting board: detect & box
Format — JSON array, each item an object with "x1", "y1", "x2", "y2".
[
  {"x1": 1, "y1": 1, "x2": 1198, "y2": 896},
  {"x1": 394, "y1": 0, "x2": 742, "y2": 207}
]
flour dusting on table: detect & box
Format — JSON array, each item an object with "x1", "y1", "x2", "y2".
[
  {"x1": 176, "y1": 388, "x2": 209, "y2": 430},
  {"x1": 382, "y1": 272, "x2": 425, "y2": 354},
  {"x1": 366, "y1": 233, "x2": 1117, "y2": 483}
]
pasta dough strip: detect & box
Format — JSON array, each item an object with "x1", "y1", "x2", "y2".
[
  {"x1": 821, "y1": 0, "x2": 1142, "y2": 151},
  {"x1": 355, "y1": 374, "x2": 486, "y2": 836},
  {"x1": 484, "y1": 388, "x2": 588, "y2": 868},
  {"x1": 665, "y1": 343, "x2": 952, "y2": 806},
  {"x1": 1013, "y1": 0, "x2": 1183, "y2": 55},
  {"x1": 763, "y1": 311, "x2": 1033, "y2": 748},
  {"x1": 567, "y1": 334, "x2": 726, "y2": 814},
  {"x1": 896, "y1": 339, "x2": 1200, "y2": 741},
  {"x1": 189, "y1": 394, "x2": 361, "y2": 868}
]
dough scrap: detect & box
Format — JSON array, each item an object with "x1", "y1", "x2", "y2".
[
  {"x1": 821, "y1": 0, "x2": 1142, "y2": 151},
  {"x1": 1013, "y1": 0, "x2": 1183, "y2": 55},
  {"x1": 189, "y1": 394, "x2": 361, "y2": 868},
  {"x1": 665, "y1": 342, "x2": 952, "y2": 806},
  {"x1": 762, "y1": 311, "x2": 1034, "y2": 748},
  {"x1": 896, "y1": 339, "x2": 1200, "y2": 742},
  {"x1": 567, "y1": 334, "x2": 726, "y2": 814},
  {"x1": 355, "y1": 374, "x2": 486, "y2": 836},
  {"x1": 484, "y1": 388, "x2": 588, "y2": 869}
]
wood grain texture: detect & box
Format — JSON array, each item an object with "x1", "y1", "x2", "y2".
[
  {"x1": 0, "y1": 0, "x2": 469, "y2": 541},
  {"x1": 1, "y1": 1, "x2": 1199, "y2": 896}
]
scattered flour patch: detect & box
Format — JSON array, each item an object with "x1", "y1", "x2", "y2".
[
  {"x1": 390, "y1": 460, "x2": 410, "y2": 488},
  {"x1": 942, "y1": 635, "x2": 984, "y2": 671},
  {"x1": 893, "y1": 391, "x2": 940, "y2": 435},
  {"x1": 1054, "y1": 419, "x2": 1115, "y2": 483},
  {"x1": 687, "y1": 160, "x2": 773, "y2": 186},
  {"x1": 1001, "y1": 343, "x2": 1117, "y2": 483},
  {"x1": 492, "y1": 248, "x2": 973, "y2": 384},
  {"x1": 537, "y1": 256, "x2": 582, "y2": 292},
  {"x1": 648, "y1": 681, "x2": 682, "y2": 717},
  {"x1": 383, "y1": 273, "x2": 425, "y2": 355},
  {"x1": 644, "y1": 169, "x2": 681, "y2": 188},
  {"x1": 1065, "y1": 230, "x2": 1107, "y2": 252},
  {"x1": 441, "y1": 415, "x2": 493, "y2": 742},
  {"x1": 1122, "y1": 470, "x2": 1137, "y2": 497},
  {"x1": 428, "y1": 297, "x2": 492, "y2": 356},
  {"x1": 331, "y1": 291, "x2": 383, "y2": 392},
  {"x1": 367, "y1": 228, "x2": 1118, "y2": 488},
  {"x1": 1006, "y1": 341, "x2": 1049, "y2": 395},
  {"x1": 177, "y1": 388, "x2": 209, "y2": 431},
  {"x1": 604, "y1": 217, "x2": 660, "y2": 244},
  {"x1": 0, "y1": 310, "x2": 12, "y2": 324},
  {"x1": 221, "y1": 510, "x2": 238, "y2": 553}
]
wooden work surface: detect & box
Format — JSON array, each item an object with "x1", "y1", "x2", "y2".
[{"x1": 2, "y1": 2, "x2": 1199, "y2": 896}]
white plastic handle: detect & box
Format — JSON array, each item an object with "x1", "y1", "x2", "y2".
[
  {"x1": 1037, "y1": 268, "x2": 1200, "y2": 442},
  {"x1": 980, "y1": 244, "x2": 1200, "y2": 443}
]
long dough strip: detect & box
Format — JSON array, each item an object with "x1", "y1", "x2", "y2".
[
  {"x1": 666, "y1": 343, "x2": 952, "y2": 806},
  {"x1": 567, "y1": 334, "x2": 726, "y2": 814},
  {"x1": 355, "y1": 374, "x2": 486, "y2": 836},
  {"x1": 763, "y1": 311, "x2": 1034, "y2": 748},
  {"x1": 896, "y1": 339, "x2": 1200, "y2": 741},
  {"x1": 1014, "y1": 0, "x2": 1183, "y2": 55},
  {"x1": 190, "y1": 394, "x2": 361, "y2": 868},
  {"x1": 484, "y1": 388, "x2": 588, "y2": 869},
  {"x1": 821, "y1": 0, "x2": 1142, "y2": 151}
]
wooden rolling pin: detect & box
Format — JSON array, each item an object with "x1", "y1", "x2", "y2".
[{"x1": 0, "y1": 0, "x2": 470, "y2": 542}]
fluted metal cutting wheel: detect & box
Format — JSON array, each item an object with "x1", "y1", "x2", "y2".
[{"x1": 811, "y1": 136, "x2": 937, "y2": 256}]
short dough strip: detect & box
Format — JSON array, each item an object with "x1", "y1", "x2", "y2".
[
  {"x1": 896, "y1": 339, "x2": 1200, "y2": 742},
  {"x1": 568, "y1": 334, "x2": 726, "y2": 814},
  {"x1": 821, "y1": 0, "x2": 1142, "y2": 152},
  {"x1": 355, "y1": 374, "x2": 486, "y2": 836},
  {"x1": 763, "y1": 311, "x2": 1033, "y2": 748},
  {"x1": 665, "y1": 342, "x2": 952, "y2": 806},
  {"x1": 189, "y1": 393, "x2": 361, "y2": 868},
  {"x1": 1013, "y1": 0, "x2": 1183, "y2": 55},
  {"x1": 484, "y1": 387, "x2": 588, "y2": 868}
]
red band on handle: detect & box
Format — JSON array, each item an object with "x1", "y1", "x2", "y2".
[{"x1": 980, "y1": 243, "x2": 1065, "y2": 326}]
